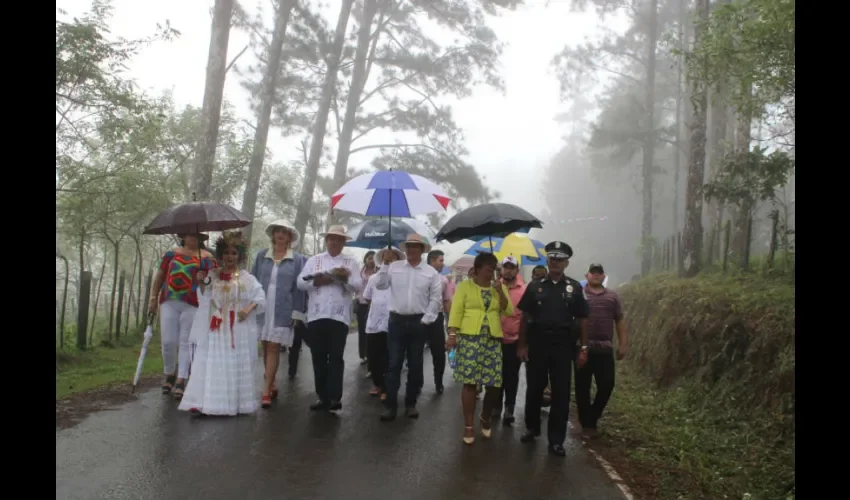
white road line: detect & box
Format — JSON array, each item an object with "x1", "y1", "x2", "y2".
[{"x1": 582, "y1": 439, "x2": 635, "y2": 500}]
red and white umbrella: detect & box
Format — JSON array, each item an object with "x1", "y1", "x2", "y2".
[{"x1": 331, "y1": 170, "x2": 451, "y2": 218}]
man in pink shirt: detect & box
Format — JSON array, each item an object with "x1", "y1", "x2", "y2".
[
  {"x1": 427, "y1": 250, "x2": 454, "y2": 394},
  {"x1": 494, "y1": 256, "x2": 526, "y2": 424}
]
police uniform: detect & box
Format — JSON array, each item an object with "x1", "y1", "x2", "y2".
[{"x1": 516, "y1": 241, "x2": 589, "y2": 456}]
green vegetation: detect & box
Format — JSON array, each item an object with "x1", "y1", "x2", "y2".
[
  {"x1": 56, "y1": 333, "x2": 163, "y2": 400},
  {"x1": 597, "y1": 273, "x2": 794, "y2": 500}
]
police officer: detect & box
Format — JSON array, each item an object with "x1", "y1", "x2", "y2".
[{"x1": 516, "y1": 240, "x2": 590, "y2": 457}]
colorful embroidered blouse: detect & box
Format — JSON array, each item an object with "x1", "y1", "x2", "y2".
[{"x1": 158, "y1": 250, "x2": 218, "y2": 307}]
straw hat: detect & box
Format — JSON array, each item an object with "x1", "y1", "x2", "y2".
[
  {"x1": 377, "y1": 246, "x2": 405, "y2": 263},
  {"x1": 320, "y1": 225, "x2": 353, "y2": 241},
  {"x1": 400, "y1": 233, "x2": 431, "y2": 253},
  {"x1": 265, "y1": 218, "x2": 300, "y2": 245},
  {"x1": 178, "y1": 232, "x2": 209, "y2": 242}
]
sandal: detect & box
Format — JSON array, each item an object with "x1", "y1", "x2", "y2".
[
  {"x1": 271, "y1": 385, "x2": 279, "y2": 400},
  {"x1": 262, "y1": 394, "x2": 272, "y2": 409},
  {"x1": 173, "y1": 381, "x2": 186, "y2": 400},
  {"x1": 479, "y1": 414, "x2": 492, "y2": 439},
  {"x1": 369, "y1": 387, "x2": 381, "y2": 396},
  {"x1": 380, "y1": 392, "x2": 387, "y2": 402},
  {"x1": 463, "y1": 426, "x2": 475, "y2": 445},
  {"x1": 162, "y1": 375, "x2": 176, "y2": 395}
]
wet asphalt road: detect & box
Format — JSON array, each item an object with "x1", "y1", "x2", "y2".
[{"x1": 56, "y1": 335, "x2": 625, "y2": 500}]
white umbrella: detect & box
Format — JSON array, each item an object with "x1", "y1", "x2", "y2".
[{"x1": 131, "y1": 314, "x2": 156, "y2": 393}]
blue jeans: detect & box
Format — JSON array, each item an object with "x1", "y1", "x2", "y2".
[{"x1": 384, "y1": 313, "x2": 427, "y2": 410}]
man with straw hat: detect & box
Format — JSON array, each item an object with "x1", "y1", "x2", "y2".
[
  {"x1": 297, "y1": 225, "x2": 362, "y2": 413},
  {"x1": 374, "y1": 234, "x2": 443, "y2": 421}
]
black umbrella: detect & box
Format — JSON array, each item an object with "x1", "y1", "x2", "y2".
[
  {"x1": 434, "y1": 203, "x2": 543, "y2": 243},
  {"x1": 143, "y1": 201, "x2": 251, "y2": 237}
]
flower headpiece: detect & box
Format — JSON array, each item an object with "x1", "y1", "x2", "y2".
[{"x1": 214, "y1": 231, "x2": 248, "y2": 263}]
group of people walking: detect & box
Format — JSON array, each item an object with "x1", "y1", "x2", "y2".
[{"x1": 148, "y1": 220, "x2": 628, "y2": 457}]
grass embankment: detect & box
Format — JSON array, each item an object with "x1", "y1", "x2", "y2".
[
  {"x1": 56, "y1": 333, "x2": 163, "y2": 400},
  {"x1": 598, "y1": 273, "x2": 794, "y2": 500}
]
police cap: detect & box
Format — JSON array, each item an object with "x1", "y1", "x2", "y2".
[{"x1": 545, "y1": 241, "x2": 573, "y2": 260}]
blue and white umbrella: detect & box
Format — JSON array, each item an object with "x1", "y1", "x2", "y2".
[
  {"x1": 331, "y1": 170, "x2": 451, "y2": 218},
  {"x1": 345, "y1": 218, "x2": 435, "y2": 250}
]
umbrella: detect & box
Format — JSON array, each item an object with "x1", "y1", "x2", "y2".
[
  {"x1": 450, "y1": 255, "x2": 475, "y2": 273},
  {"x1": 345, "y1": 218, "x2": 436, "y2": 250},
  {"x1": 331, "y1": 170, "x2": 451, "y2": 218},
  {"x1": 143, "y1": 200, "x2": 251, "y2": 237},
  {"x1": 464, "y1": 233, "x2": 546, "y2": 265},
  {"x1": 131, "y1": 313, "x2": 156, "y2": 393},
  {"x1": 435, "y1": 203, "x2": 543, "y2": 244}
]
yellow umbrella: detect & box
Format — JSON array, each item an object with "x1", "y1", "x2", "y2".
[{"x1": 465, "y1": 233, "x2": 546, "y2": 264}]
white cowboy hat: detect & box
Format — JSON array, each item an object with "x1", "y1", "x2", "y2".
[
  {"x1": 265, "y1": 219, "x2": 300, "y2": 245},
  {"x1": 400, "y1": 233, "x2": 431, "y2": 253},
  {"x1": 320, "y1": 225, "x2": 353, "y2": 241},
  {"x1": 376, "y1": 246, "x2": 405, "y2": 263}
]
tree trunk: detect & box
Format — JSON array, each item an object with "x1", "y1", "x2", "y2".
[
  {"x1": 731, "y1": 84, "x2": 754, "y2": 266},
  {"x1": 639, "y1": 0, "x2": 659, "y2": 276},
  {"x1": 190, "y1": 0, "x2": 235, "y2": 201},
  {"x1": 293, "y1": 0, "x2": 354, "y2": 238},
  {"x1": 135, "y1": 238, "x2": 143, "y2": 327},
  {"x1": 240, "y1": 0, "x2": 296, "y2": 244},
  {"x1": 90, "y1": 255, "x2": 107, "y2": 344},
  {"x1": 107, "y1": 241, "x2": 121, "y2": 341},
  {"x1": 330, "y1": 0, "x2": 380, "y2": 223},
  {"x1": 681, "y1": 0, "x2": 710, "y2": 278},
  {"x1": 672, "y1": 0, "x2": 688, "y2": 236}
]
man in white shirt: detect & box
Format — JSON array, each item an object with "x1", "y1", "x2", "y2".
[
  {"x1": 374, "y1": 234, "x2": 443, "y2": 421},
  {"x1": 297, "y1": 225, "x2": 362, "y2": 413},
  {"x1": 426, "y1": 249, "x2": 453, "y2": 394}
]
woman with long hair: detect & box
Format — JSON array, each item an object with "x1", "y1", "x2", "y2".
[
  {"x1": 446, "y1": 252, "x2": 513, "y2": 444},
  {"x1": 356, "y1": 251, "x2": 377, "y2": 367},
  {"x1": 148, "y1": 232, "x2": 217, "y2": 400},
  {"x1": 251, "y1": 220, "x2": 308, "y2": 408},
  {"x1": 179, "y1": 232, "x2": 266, "y2": 416}
]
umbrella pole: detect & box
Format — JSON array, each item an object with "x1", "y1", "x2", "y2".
[{"x1": 388, "y1": 169, "x2": 393, "y2": 249}]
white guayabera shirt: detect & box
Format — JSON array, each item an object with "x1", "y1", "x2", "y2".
[
  {"x1": 297, "y1": 251, "x2": 362, "y2": 327},
  {"x1": 362, "y1": 273, "x2": 392, "y2": 334},
  {"x1": 374, "y1": 259, "x2": 442, "y2": 325}
]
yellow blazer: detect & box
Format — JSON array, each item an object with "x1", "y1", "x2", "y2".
[{"x1": 448, "y1": 279, "x2": 514, "y2": 338}]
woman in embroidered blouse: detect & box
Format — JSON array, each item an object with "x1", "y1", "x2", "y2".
[
  {"x1": 148, "y1": 232, "x2": 217, "y2": 400},
  {"x1": 179, "y1": 232, "x2": 266, "y2": 416},
  {"x1": 356, "y1": 251, "x2": 377, "y2": 366},
  {"x1": 251, "y1": 219, "x2": 308, "y2": 409},
  {"x1": 446, "y1": 252, "x2": 513, "y2": 445},
  {"x1": 362, "y1": 246, "x2": 403, "y2": 399}
]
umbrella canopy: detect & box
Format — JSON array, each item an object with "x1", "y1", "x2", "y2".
[
  {"x1": 331, "y1": 170, "x2": 451, "y2": 218},
  {"x1": 345, "y1": 218, "x2": 436, "y2": 250},
  {"x1": 464, "y1": 233, "x2": 546, "y2": 265},
  {"x1": 144, "y1": 201, "x2": 251, "y2": 236},
  {"x1": 435, "y1": 203, "x2": 543, "y2": 243},
  {"x1": 450, "y1": 255, "x2": 475, "y2": 273}
]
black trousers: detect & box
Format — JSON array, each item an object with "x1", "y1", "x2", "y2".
[
  {"x1": 427, "y1": 312, "x2": 446, "y2": 387},
  {"x1": 498, "y1": 342, "x2": 521, "y2": 410},
  {"x1": 574, "y1": 350, "x2": 616, "y2": 429},
  {"x1": 287, "y1": 321, "x2": 306, "y2": 376},
  {"x1": 385, "y1": 313, "x2": 427, "y2": 410},
  {"x1": 367, "y1": 332, "x2": 389, "y2": 390},
  {"x1": 356, "y1": 303, "x2": 370, "y2": 360},
  {"x1": 308, "y1": 319, "x2": 349, "y2": 403},
  {"x1": 524, "y1": 334, "x2": 574, "y2": 446}
]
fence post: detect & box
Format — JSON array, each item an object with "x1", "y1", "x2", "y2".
[
  {"x1": 115, "y1": 270, "x2": 126, "y2": 340},
  {"x1": 77, "y1": 271, "x2": 92, "y2": 350},
  {"x1": 722, "y1": 220, "x2": 732, "y2": 272}
]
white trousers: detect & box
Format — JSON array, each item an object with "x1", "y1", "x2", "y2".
[{"x1": 160, "y1": 300, "x2": 197, "y2": 379}]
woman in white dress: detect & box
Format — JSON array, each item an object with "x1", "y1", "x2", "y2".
[
  {"x1": 179, "y1": 232, "x2": 266, "y2": 417},
  {"x1": 362, "y1": 246, "x2": 404, "y2": 399}
]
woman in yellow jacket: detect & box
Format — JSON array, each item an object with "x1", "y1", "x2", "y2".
[{"x1": 446, "y1": 252, "x2": 513, "y2": 445}]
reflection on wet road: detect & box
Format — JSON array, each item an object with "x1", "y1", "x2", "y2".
[{"x1": 56, "y1": 337, "x2": 625, "y2": 499}]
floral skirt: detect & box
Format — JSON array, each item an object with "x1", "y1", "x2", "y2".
[{"x1": 452, "y1": 333, "x2": 503, "y2": 388}]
